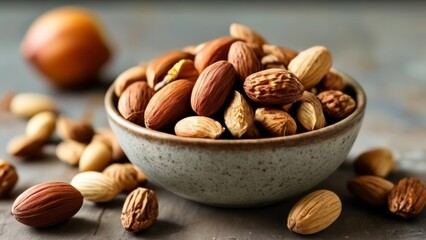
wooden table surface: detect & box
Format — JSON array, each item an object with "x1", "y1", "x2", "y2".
[{"x1": 1, "y1": 1, "x2": 425, "y2": 239}]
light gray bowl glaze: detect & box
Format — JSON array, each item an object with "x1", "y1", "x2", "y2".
[{"x1": 105, "y1": 71, "x2": 366, "y2": 207}]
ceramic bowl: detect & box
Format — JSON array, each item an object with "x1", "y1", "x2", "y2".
[{"x1": 105, "y1": 71, "x2": 366, "y2": 207}]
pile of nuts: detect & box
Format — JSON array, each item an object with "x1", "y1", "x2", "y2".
[
  {"x1": 115, "y1": 23, "x2": 356, "y2": 139},
  {"x1": 285, "y1": 147, "x2": 426, "y2": 235},
  {"x1": 2, "y1": 92, "x2": 158, "y2": 232}
]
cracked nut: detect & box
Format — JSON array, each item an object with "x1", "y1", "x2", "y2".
[
  {"x1": 155, "y1": 59, "x2": 198, "y2": 91},
  {"x1": 0, "y1": 160, "x2": 18, "y2": 198},
  {"x1": 287, "y1": 189, "x2": 341, "y2": 235},
  {"x1": 11, "y1": 182, "x2": 83, "y2": 228},
  {"x1": 387, "y1": 177, "x2": 426, "y2": 219},
  {"x1": 224, "y1": 91, "x2": 254, "y2": 138},
  {"x1": 121, "y1": 187, "x2": 159, "y2": 232}
]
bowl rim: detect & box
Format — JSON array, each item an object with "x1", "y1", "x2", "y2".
[{"x1": 105, "y1": 70, "x2": 366, "y2": 146}]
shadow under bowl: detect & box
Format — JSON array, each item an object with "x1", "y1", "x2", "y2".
[{"x1": 105, "y1": 71, "x2": 366, "y2": 207}]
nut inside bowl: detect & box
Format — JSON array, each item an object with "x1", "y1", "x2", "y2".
[{"x1": 105, "y1": 70, "x2": 366, "y2": 207}]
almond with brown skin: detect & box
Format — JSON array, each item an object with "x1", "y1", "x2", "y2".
[
  {"x1": 57, "y1": 116, "x2": 95, "y2": 144},
  {"x1": 288, "y1": 45, "x2": 332, "y2": 89},
  {"x1": 7, "y1": 136, "x2": 44, "y2": 158},
  {"x1": 228, "y1": 41, "x2": 262, "y2": 81},
  {"x1": 194, "y1": 37, "x2": 239, "y2": 72},
  {"x1": 263, "y1": 44, "x2": 298, "y2": 67},
  {"x1": 154, "y1": 59, "x2": 199, "y2": 91},
  {"x1": 145, "y1": 80, "x2": 194, "y2": 130},
  {"x1": 317, "y1": 90, "x2": 356, "y2": 119},
  {"x1": 11, "y1": 182, "x2": 83, "y2": 227},
  {"x1": 348, "y1": 175, "x2": 394, "y2": 207},
  {"x1": 146, "y1": 50, "x2": 194, "y2": 88},
  {"x1": 353, "y1": 148, "x2": 395, "y2": 178},
  {"x1": 191, "y1": 61, "x2": 236, "y2": 116},
  {"x1": 114, "y1": 65, "x2": 147, "y2": 97},
  {"x1": 388, "y1": 177, "x2": 426, "y2": 219},
  {"x1": 118, "y1": 81, "x2": 154, "y2": 126},
  {"x1": 0, "y1": 160, "x2": 18, "y2": 198},
  {"x1": 243, "y1": 68, "x2": 304, "y2": 105},
  {"x1": 230, "y1": 23, "x2": 267, "y2": 53},
  {"x1": 121, "y1": 188, "x2": 159, "y2": 232},
  {"x1": 317, "y1": 70, "x2": 345, "y2": 91}
]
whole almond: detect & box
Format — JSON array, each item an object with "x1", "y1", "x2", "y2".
[
  {"x1": 145, "y1": 79, "x2": 194, "y2": 130},
  {"x1": 11, "y1": 182, "x2": 83, "y2": 227},
  {"x1": 288, "y1": 46, "x2": 332, "y2": 89},
  {"x1": 93, "y1": 128, "x2": 125, "y2": 161},
  {"x1": 254, "y1": 108, "x2": 297, "y2": 137},
  {"x1": 295, "y1": 91, "x2": 327, "y2": 131},
  {"x1": 10, "y1": 93, "x2": 56, "y2": 118},
  {"x1": 155, "y1": 59, "x2": 199, "y2": 91},
  {"x1": 71, "y1": 171, "x2": 121, "y2": 202},
  {"x1": 118, "y1": 81, "x2": 154, "y2": 126},
  {"x1": 56, "y1": 140, "x2": 86, "y2": 166},
  {"x1": 388, "y1": 177, "x2": 426, "y2": 219},
  {"x1": 243, "y1": 68, "x2": 304, "y2": 105},
  {"x1": 79, "y1": 141, "x2": 112, "y2": 172},
  {"x1": 121, "y1": 187, "x2": 159, "y2": 232},
  {"x1": 353, "y1": 148, "x2": 395, "y2": 178},
  {"x1": 103, "y1": 163, "x2": 146, "y2": 192},
  {"x1": 146, "y1": 50, "x2": 194, "y2": 88},
  {"x1": 114, "y1": 65, "x2": 147, "y2": 97},
  {"x1": 7, "y1": 136, "x2": 44, "y2": 158},
  {"x1": 0, "y1": 160, "x2": 19, "y2": 198},
  {"x1": 191, "y1": 60, "x2": 236, "y2": 116},
  {"x1": 175, "y1": 116, "x2": 224, "y2": 139},
  {"x1": 194, "y1": 36, "x2": 239, "y2": 72},
  {"x1": 57, "y1": 116, "x2": 95, "y2": 144},
  {"x1": 224, "y1": 91, "x2": 254, "y2": 138},
  {"x1": 287, "y1": 189, "x2": 341, "y2": 235},
  {"x1": 230, "y1": 23, "x2": 267, "y2": 53},
  {"x1": 25, "y1": 111, "x2": 57, "y2": 141},
  {"x1": 317, "y1": 90, "x2": 356, "y2": 119},
  {"x1": 347, "y1": 175, "x2": 394, "y2": 207},
  {"x1": 228, "y1": 41, "x2": 262, "y2": 81},
  {"x1": 261, "y1": 54, "x2": 286, "y2": 70}
]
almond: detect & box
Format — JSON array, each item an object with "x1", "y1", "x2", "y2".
[
  {"x1": 146, "y1": 50, "x2": 194, "y2": 88},
  {"x1": 288, "y1": 46, "x2": 332, "y2": 89},
  {"x1": 295, "y1": 91, "x2": 327, "y2": 131},
  {"x1": 191, "y1": 61, "x2": 236, "y2": 116},
  {"x1": 145, "y1": 79, "x2": 194, "y2": 130},
  {"x1": 0, "y1": 160, "x2": 18, "y2": 198},
  {"x1": 25, "y1": 111, "x2": 57, "y2": 141},
  {"x1": 7, "y1": 135, "x2": 44, "y2": 158},
  {"x1": 353, "y1": 148, "x2": 395, "y2": 178},
  {"x1": 174, "y1": 116, "x2": 224, "y2": 139},
  {"x1": 70, "y1": 171, "x2": 121, "y2": 203},
  {"x1": 263, "y1": 44, "x2": 298, "y2": 67},
  {"x1": 348, "y1": 175, "x2": 394, "y2": 207},
  {"x1": 387, "y1": 177, "x2": 426, "y2": 219},
  {"x1": 114, "y1": 65, "x2": 147, "y2": 97},
  {"x1": 287, "y1": 189, "x2": 341, "y2": 235},
  {"x1": 10, "y1": 93, "x2": 56, "y2": 118},
  {"x1": 121, "y1": 188, "x2": 158, "y2": 232},
  {"x1": 317, "y1": 70, "x2": 345, "y2": 91},
  {"x1": 56, "y1": 140, "x2": 86, "y2": 166},
  {"x1": 57, "y1": 116, "x2": 95, "y2": 144},
  {"x1": 79, "y1": 141, "x2": 112, "y2": 172},
  {"x1": 194, "y1": 36, "x2": 239, "y2": 72},
  {"x1": 228, "y1": 41, "x2": 262, "y2": 81},
  {"x1": 118, "y1": 81, "x2": 154, "y2": 126},
  {"x1": 230, "y1": 23, "x2": 267, "y2": 53},
  {"x1": 254, "y1": 108, "x2": 297, "y2": 137},
  {"x1": 11, "y1": 182, "x2": 83, "y2": 227},
  {"x1": 224, "y1": 91, "x2": 254, "y2": 138},
  {"x1": 317, "y1": 90, "x2": 356, "y2": 119},
  {"x1": 93, "y1": 128, "x2": 125, "y2": 162},
  {"x1": 243, "y1": 68, "x2": 304, "y2": 105},
  {"x1": 103, "y1": 163, "x2": 147, "y2": 193}
]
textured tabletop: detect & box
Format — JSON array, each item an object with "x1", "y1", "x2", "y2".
[{"x1": 0, "y1": 1, "x2": 425, "y2": 239}]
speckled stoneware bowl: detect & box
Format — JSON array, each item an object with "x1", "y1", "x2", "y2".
[{"x1": 105, "y1": 71, "x2": 366, "y2": 207}]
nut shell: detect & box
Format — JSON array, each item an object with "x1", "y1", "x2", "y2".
[
  {"x1": 317, "y1": 90, "x2": 356, "y2": 119},
  {"x1": 387, "y1": 177, "x2": 426, "y2": 219},
  {"x1": 243, "y1": 68, "x2": 304, "y2": 105},
  {"x1": 121, "y1": 187, "x2": 159, "y2": 232},
  {"x1": 11, "y1": 182, "x2": 83, "y2": 227}
]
